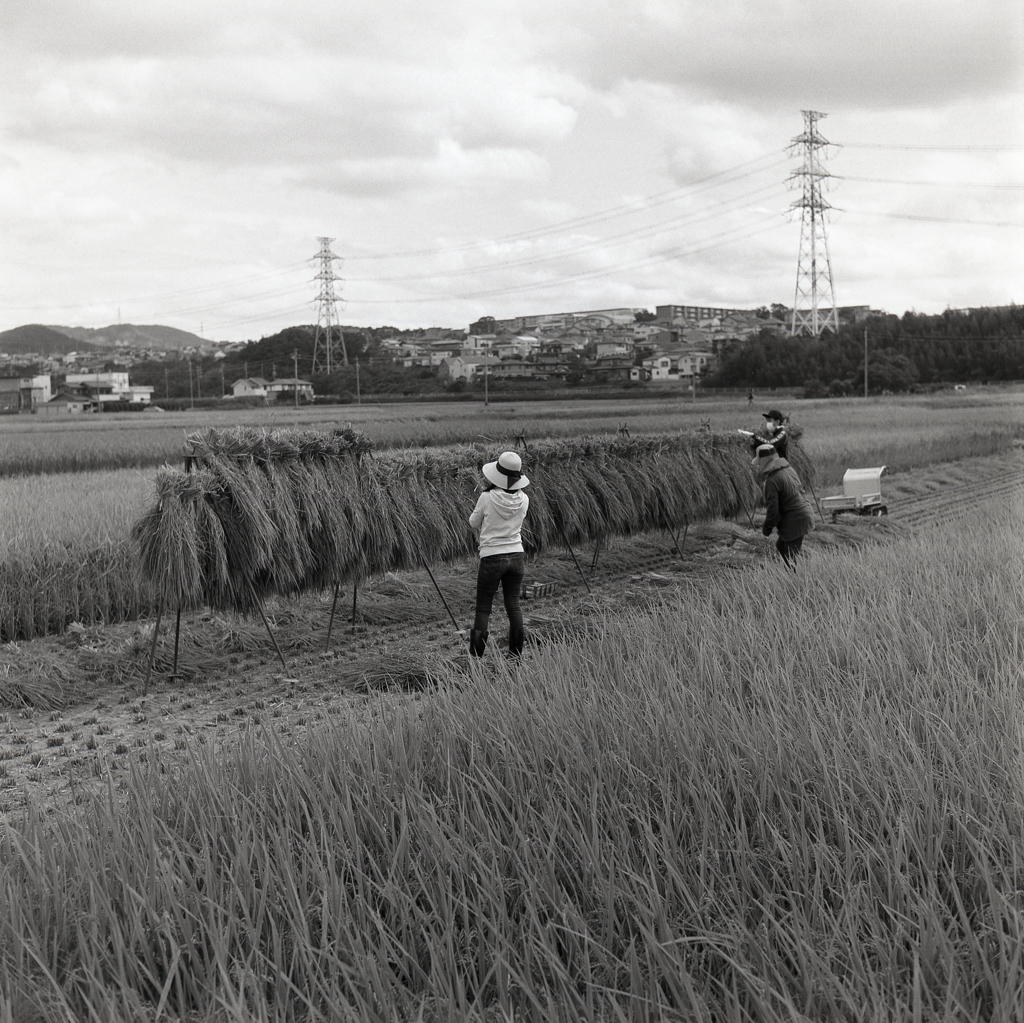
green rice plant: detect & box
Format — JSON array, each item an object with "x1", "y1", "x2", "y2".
[{"x1": 2, "y1": 499, "x2": 1022, "y2": 1020}]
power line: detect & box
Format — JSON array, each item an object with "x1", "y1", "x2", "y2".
[
  {"x1": 837, "y1": 208, "x2": 1023, "y2": 227},
  {"x1": 344, "y1": 152, "x2": 789, "y2": 261},
  {"x1": 840, "y1": 175, "x2": 1024, "y2": 189},
  {"x1": 350, "y1": 183, "x2": 789, "y2": 285},
  {"x1": 347, "y1": 215, "x2": 784, "y2": 304},
  {"x1": 835, "y1": 144, "x2": 1024, "y2": 152}
]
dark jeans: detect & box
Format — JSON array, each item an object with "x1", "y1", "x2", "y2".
[
  {"x1": 776, "y1": 536, "x2": 804, "y2": 565},
  {"x1": 473, "y1": 553, "x2": 525, "y2": 635}
]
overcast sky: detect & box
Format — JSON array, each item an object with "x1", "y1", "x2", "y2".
[{"x1": 1, "y1": 0, "x2": 1021, "y2": 340}]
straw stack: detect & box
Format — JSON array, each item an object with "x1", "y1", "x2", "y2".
[{"x1": 134, "y1": 426, "x2": 813, "y2": 614}]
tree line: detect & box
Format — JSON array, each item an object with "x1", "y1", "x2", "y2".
[{"x1": 706, "y1": 306, "x2": 1024, "y2": 395}]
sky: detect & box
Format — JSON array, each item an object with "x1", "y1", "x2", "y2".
[{"x1": 1, "y1": 0, "x2": 1021, "y2": 341}]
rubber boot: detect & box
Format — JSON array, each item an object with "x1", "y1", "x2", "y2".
[
  {"x1": 508, "y1": 627, "x2": 525, "y2": 658},
  {"x1": 469, "y1": 629, "x2": 488, "y2": 657}
]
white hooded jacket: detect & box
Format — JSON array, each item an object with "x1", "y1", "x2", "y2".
[{"x1": 468, "y1": 488, "x2": 529, "y2": 557}]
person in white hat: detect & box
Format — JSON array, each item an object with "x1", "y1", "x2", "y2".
[{"x1": 467, "y1": 451, "x2": 530, "y2": 657}]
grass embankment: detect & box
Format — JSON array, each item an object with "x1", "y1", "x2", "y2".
[{"x1": 2, "y1": 502, "x2": 1023, "y2": 1021}]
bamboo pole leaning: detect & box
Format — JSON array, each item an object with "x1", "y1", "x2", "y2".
[{"x1": 134, "y1": 425, "x2": 809, "y2": 618}]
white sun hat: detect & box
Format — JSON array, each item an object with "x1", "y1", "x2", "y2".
[{"x1": 482, "y1": 450, "x2": 530, "y2": 490}]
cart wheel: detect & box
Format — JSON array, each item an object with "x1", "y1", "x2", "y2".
[{"x1": 870, "y1": 506, "x2": 886, "y2": 517}]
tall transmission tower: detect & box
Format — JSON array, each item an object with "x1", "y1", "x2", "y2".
[
  {"x1": 311, "y1": 237, "x2": 347, "y2": 373},
  {"x1": 789, "y1": 110, "x2": 839, "y2": 337}
]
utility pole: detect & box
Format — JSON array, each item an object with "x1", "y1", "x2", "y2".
[
  {"x1": 311, "y1": 237, "x2": 347, "y2": 373},
  {"x1": 220, "y1": 363, "x2": 225, "y2": 398},
  {"x1": 484, "y1": 349, "x2": 489, "y2": 406},
  {"x1": 355, "y1": 357, "x2": 361, "y2": 404},
  {"x1": 188, "y1": 360, "x2": 194, "y2": 409},
  {"x1": 864, "y1": 327, "x2": 869, "y2": 398},
  {"x1": 196, "y1": 358, "x2": 201, "y2": 400},
  {"x1": 789, "y1": 110, "x2": 839, "y2": 337},
  {"x1": 164, "y1": 366, "x2": 169, "y2": 400},
  {"x1": 293, "y1": 349, "x2": 299, "y2": 408}
]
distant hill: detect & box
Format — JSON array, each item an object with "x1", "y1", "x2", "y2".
[
  {"x1": 46, "y1": 323, "x2": 206, "y2": 351},
  {"x1": 0, "y1": 324, "x2": 91, "y2": 357}
]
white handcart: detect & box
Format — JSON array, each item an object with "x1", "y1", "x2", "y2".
[{"x1": 820, "y1": 466, "x2": 888, "y2": 522}]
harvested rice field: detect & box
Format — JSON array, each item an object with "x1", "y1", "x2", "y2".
[{"x1": 1, "y1": 422, "x2": 1024, "y2": 1019}]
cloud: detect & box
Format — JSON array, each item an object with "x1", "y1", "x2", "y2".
[
  {"x1": 4, "y1": 14, "x2": 580, "y2": 178},
  {"x1": 531, "y1": 0, "x2": 1023, "y2": 110},
  {"x1": 299, "y1": 140, "x2": 550, "y2": 196}
]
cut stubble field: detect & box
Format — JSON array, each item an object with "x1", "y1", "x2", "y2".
[{"x1": 0, "y1": 395, "x2": 1023, "y2": 1021}]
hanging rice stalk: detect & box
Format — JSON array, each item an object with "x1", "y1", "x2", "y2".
[{"x1": 134, "y1": 425, "x2": 815, "y2": 614}]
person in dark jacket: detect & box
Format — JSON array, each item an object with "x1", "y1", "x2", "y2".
[{"x1": 753, "y1": 443, "x2": 813, "y2": 566}]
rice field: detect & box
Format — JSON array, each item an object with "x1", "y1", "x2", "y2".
[
  {"x1": 0, "y1": 389, "x2": 1021, "y2": 642},
  {"x1": 2, "y1": 498, "x2": 1022, "y2": 1020},
  {"x1": 1, "y1": 389, "x2": 1022, "y2": 477}
]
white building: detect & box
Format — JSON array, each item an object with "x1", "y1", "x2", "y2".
[
  {"x1": 62, "y1": 371, "x2": 152, "y2": 404},
  {"x1": 642, "y1": 355, "x2": 675, "y2": 381},
  {"x1": 0, "y1": 374, "x2": 52, "y2": 412},
  {"x1": 265, "y1": 378, "x2": 315, "y2": 401},
  {"x1": 231, "y1": 377, "x2": 270, "y2": 398},
  {"x1": 677, "y1": 352, "x2": 714, "y2": 379}
]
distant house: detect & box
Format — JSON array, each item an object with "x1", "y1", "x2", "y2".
[
  {"x1": 643, "y1": 355, "x2": 676, "y2": 381},
  {"x1": 230, "y1": 377, "x2": 270, "y2": 398},
  {"x1": 488, "y1": 360, "x2": 534, "y2": 379},
  {"x1": 676, "y1": 351, "x2": 714, "y2": 379},
  {"x1": 585, "y1": 356, "x2": 634, "y2": 384},
  {"x1": 62, "y1": 371, "x2": 152, "y2": 404},
  {"x1": 265, "y1": 378, "x2": 315, "y2": 402},
  {"x1": 38, "y1": 392, "x2": 96, "y2": 416},
  {"x1": 0, "y1": 374, "x2": 52, "y2": 413},
  {"x1": 439, "y1": 356, "x2": 504, "y2": 382},
  {"x1": 594, "y1": 340, "x2": 632, "y2": 358}
]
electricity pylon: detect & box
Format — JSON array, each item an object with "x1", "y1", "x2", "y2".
[
  {"x1": 789, "y1": 111, "x2": 839, "y2": 336},
  {"x1": 311, "y1": 237, "x2": 347, "y2": 373}
]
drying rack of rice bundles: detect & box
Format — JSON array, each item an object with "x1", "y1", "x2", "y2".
[{"x1": 133, "y1": 425, "x2": 800, "y2": 691}]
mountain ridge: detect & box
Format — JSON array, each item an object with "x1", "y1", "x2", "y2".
[{"x1": 45, "y1": 323, "x2": 207, "y2": 351}]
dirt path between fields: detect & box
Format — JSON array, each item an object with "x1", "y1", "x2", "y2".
[{"x1": 1, "y1": 449, "x2": 1021, "y2": 823}]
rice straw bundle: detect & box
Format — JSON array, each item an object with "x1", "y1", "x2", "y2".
[{"x1": 134, "y1": 426, "x2": 815, "y2": 615}]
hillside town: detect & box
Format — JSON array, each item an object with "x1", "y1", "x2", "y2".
[{"x1": 0, "y1": 302, "x2": 879, "y2": 410}]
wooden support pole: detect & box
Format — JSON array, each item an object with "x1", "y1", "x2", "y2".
[
  {"x1": 325, "y1": 582, "x2": 341, "y2": 652},
  {"x1": 590, "y1": 536, "x2": 602, "y2": 572},
  {"x1": 252, "y1": 593, "x2": 288, "y2": 672},
  {"x1": 171, "y1": 606, "x2": 182, "y2": 678},
  {"x1": 806, "y1": 477, "x2": 826, "y2": 525},
  {"x1": 420, "y1": 559, "x2": 462, "y2": 632},
  {"x1": 555, "y1": 519, "x2": 591, "y2": 594},
  {"x1": 143, "y1": 601, "x2": 164, "y2": 696}
]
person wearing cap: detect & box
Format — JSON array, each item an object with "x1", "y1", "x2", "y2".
[
  {"x1": 750, "y1": 409, "x2": 788, "y2": 459},
  {"x1": 753, "y1": 442, "x2": 813, "y2": 567},
  {"x1": 467, "y1": 451, "x2": 530, "y2": 658}
]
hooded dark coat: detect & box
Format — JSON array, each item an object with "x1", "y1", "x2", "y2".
[{"x1": 758, "y1": 454, "x2": 814, "y2": 541}]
